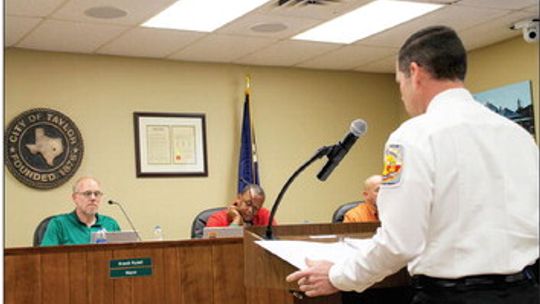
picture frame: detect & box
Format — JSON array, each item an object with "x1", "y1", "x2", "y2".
[
  {"x1": 133, "y1": 112, "x2": 208, "y2": 177},
  {"x1": 473, "y1": 80, "x2": 536, "y2": 137}
]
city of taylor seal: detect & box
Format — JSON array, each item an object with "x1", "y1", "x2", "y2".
[{"x1": 5, "y1": 108, "x2": 84, "y2": 190}]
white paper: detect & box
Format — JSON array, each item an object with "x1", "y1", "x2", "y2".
[{"x1": 255, "y1": 238, "x2": 371, "y2": 270}]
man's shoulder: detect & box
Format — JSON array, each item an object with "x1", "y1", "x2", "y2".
[
  {"x1": 345, "y1": 203, "x2": 366, "y2": 215},
  {"x1": 391, "y1": 115, "x2": 431, "y2": 142},
  {"x1": 257, "y1": 207, "x2": 271, "y2": 217},
  {"x1": 206, "y1": 209, "x2": 229, "y2": 227},
  {"x1": 48, "y1": 212, "x2": 74, "y2": 223},
  {"x1": 209, "y1": 208, "x2": 227, "y2": 218}
]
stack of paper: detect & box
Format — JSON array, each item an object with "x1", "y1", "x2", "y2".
[{"x1": 255, "y1": 238, "x2": 371, "y2": 270}]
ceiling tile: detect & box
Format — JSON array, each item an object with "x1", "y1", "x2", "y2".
[
  {"x1": 169, "y1": 34, "x2": 276, "y2": 63},
  {"x1": 52, "y1": 0, "x2": 176, "y2": 26},
  {"x1": 4, "y1": 0, "x2": 538, "y2": 72},
  {"x1": 6, "y1": 0, "x2": 65, "y2": 17},
  {"x1": 217, "y1": 12, "x2": 322, "y2": 40},
  {"x1": 98, "y1": 27, "x2": 205, "y2": 58},
  {"x1": 5, "y1": 16, "x2": 42, "y2": 46},
  {"x1": 18, "y1": 19, "x2": 129, "y2": 53},
  {"x1": 360, "y1": 4, "x2": 509, "y2": 48},
  {"x1": 458, "y1": 0, "x2": 538, "y2": 10},
  {"x1": 234, "y1": 39, "x2": 339, "y2": 67},
  {"x1": 354, "y1": 55, "x2": 395, "y2": 73},
  {"x1": 296, "y1": 44, "x2": 395, "y2": 70},
  {"x1": 522, "y1": 4, "x2": 539, "y2": 15},
  {"x1": 257, "y1": 0, "x2": 372, "y2": 21},
  {"x1": 459, "y1": 11, "x2": 533, "y2": 50}
]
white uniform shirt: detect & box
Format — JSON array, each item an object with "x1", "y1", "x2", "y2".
[{"x1": 329, "y1": 88, "x2": 539, "y2": 292}]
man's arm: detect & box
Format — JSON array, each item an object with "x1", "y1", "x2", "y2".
[
  {"x1": 329, "y1": 139, "x2": 432, "y2": 292},
  {"x1": 111, "y1": 219, "x2": 121, "y2": 232},
  {"x1": 206, "y1": 210, "x2": 229, "y2": 227},
  {"x1": 39, "y1": 218, "x2": 62, "y2": 246}
]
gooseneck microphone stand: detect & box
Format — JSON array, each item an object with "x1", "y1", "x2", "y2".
[{"x1": 265, "y1": 145, "x2": 333, "y2": 240}]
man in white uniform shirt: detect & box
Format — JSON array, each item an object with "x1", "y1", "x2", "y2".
[{"x1": 287, "y1": 26, "x2": 539, "y2": 304}]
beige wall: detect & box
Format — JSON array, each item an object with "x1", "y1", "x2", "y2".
[
  {"x1": 467, "y1": 36, "x2": 539, "y2": 143},
  {"x1": 6, "y1": 36, "x2": 538, "y2": 248},
  {"x1": 397, "y1": 37, "x2": 539, "y2": 127},
  {"x1": 5, "y1": 49, "x2": 401, "y2": 247}
]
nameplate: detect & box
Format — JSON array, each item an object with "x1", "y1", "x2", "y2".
[
  {"x1": 109, "y1": 257, "x2": 152, "y2": 279},
  {"x1": 110, "y1": 267, "x2": 152, "y2": 278},
  {"x1": 110, "y1": 258, "x2": 152, "y2": 268}
]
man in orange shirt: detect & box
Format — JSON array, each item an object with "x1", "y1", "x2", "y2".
[{"x1": 343, "y1": 175, "x2": 382, "y2": 223}]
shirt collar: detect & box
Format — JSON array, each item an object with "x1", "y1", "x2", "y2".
[
  {"x1": 70, "y1": 210, "x2": 103, "y2": 227},
  {"x1": 426, "y1": 88, "x2": 472, "y2": 113}
]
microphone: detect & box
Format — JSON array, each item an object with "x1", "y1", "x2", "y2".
[
  {"x1": 108, "y1": 200, "x2": 142, "y2": 241},
  {"x1": 316, "y1": 119, "x2": 367, "y2": 181},
  {"x1": 265, "y1": 119, "x2": 367, "y2": 239}
]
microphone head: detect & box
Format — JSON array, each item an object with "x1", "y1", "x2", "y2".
[
  {"x1": 350, "y1": 119, "x2": 367, "y2": 137},
  {"x1": 108, "y1": 200, "x2": 115, "y2": 205}
]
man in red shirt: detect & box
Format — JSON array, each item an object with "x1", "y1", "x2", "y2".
[{"x1": 206, "y1": 184, "x2": 274, "y2": 227}]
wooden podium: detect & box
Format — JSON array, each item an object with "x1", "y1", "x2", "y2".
[{"x1": 243, "y1": 222, "x2": 410, "y2": 304}]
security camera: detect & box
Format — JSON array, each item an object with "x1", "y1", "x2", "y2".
[{"x1": 510, "y1": 18, "x2": 539, "y2": 43}]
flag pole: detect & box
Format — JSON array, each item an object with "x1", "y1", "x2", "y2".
[{"x1": 245, "y1": 75, "x2": 259, "y2": 185}]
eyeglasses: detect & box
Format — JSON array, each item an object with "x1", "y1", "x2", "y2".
[{"x1": 76, "y1": 191, "x2": 104, "y2": 198}]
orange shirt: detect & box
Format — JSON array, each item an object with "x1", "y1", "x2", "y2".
[{"x1": 343, "y1": 202, "x2": 378, "y2": 223}]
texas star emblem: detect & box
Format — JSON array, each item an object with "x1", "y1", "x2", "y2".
[{"x1": 4, "y1": 108, "x2": 84, "y2": 190}]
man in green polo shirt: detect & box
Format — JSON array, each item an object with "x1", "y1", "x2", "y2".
[{"x1": 40, "y1": 176, "x2": 120, "y2": 246}]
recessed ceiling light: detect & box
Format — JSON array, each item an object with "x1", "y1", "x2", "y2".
[
  {"x1": 251, "y1": 23, "x2": 288, "y2": 33},
  {"x1": 142, "y1": 0, "x2": 270, "y2": 32},
  {"x1": 84, "y1": 6, "x2": 127, "y2": 19},
  {"x1": 293, "y1": 0, "x2": 444, "y2": 44}
]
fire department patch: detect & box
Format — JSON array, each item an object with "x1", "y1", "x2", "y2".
[
  {"x1": 382, "y1": 144, "x2": 403, "y2": 185},
  {"x1": 5, "y1": 108, "x2": 84, "y2": 190}
]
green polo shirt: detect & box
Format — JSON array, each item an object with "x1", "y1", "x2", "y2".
[{"x1": 40, "y1": 211, "x2": 121, "y2": 246}]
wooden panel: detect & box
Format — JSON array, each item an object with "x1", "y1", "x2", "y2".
[
  {"x1": 110, "y1": 249, "x2": 134, "y2": 304},
  {"x1": 87, "y1": 250, "x2": 114, "y2": 304},
  {"x1": 212, "y1": 242, "x2": 245, "y2": 304},
  {"x1": 178, "y1": 244, "x2": 213, "y2": 304},
  {"x1": 41, "y1": 252, "x2": 70, "y2": 303},
  {"x1": 163, "y1": 247, "x2": 182, "y2": 304},
  {"x1": 244, "y1": 230, "x2": 298, "y2": 290},
  {"x1": 130, "y1": 248, "x2": 165, "y2": 304},
  {"x1": 245, "y1": 287, "x2": 270, "y2": 304},
  {"x1": 69, "y1": 251, "x2": 88, "y2": 304},
  {"x1": 4, "y1": 254, "x2": 42, "y2": 304},
  {"x1": 246, "y1": 287, "x2": 294, "y2": 304}
]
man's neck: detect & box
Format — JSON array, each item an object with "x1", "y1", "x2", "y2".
[
  {"x1": 421, "y1": 79, "x2": 465, "y2": 111},
  {"x1": 76, "y1": 209, "x2": 96, "y2": 227}
]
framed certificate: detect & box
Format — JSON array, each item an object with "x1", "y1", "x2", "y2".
[{"x1": 134, "y1": 112, "x2": 208, "y2": 177}]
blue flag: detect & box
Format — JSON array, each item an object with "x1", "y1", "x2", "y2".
[{"x1": 238, "y1": 86, "x2": 260, "y2": 193}]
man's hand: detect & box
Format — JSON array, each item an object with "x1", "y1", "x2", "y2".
[
  {"x1": 227, "y1": 203, "x2": 243, "y2": 225},
  {"x1": 286, "y1": 258, "x2": 339, "y2": 297}
]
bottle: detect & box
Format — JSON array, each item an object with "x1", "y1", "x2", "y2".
[
  {"x1": 154, "y1": 225, "x2": 163, "y2": 241},
  {"x1": 95, "y1": 228, "x2": 108, "y2": 244}
]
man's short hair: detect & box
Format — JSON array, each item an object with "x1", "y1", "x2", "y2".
[
  {"x1": 398, "y1": 25, "x2": 467, "y2": 81},
  {"x1": 241, "y1": 184, "x2": 265, "y2": 198},
  {"x1": 72, "y1": 176, "x2": 100, "y2": 193}
]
